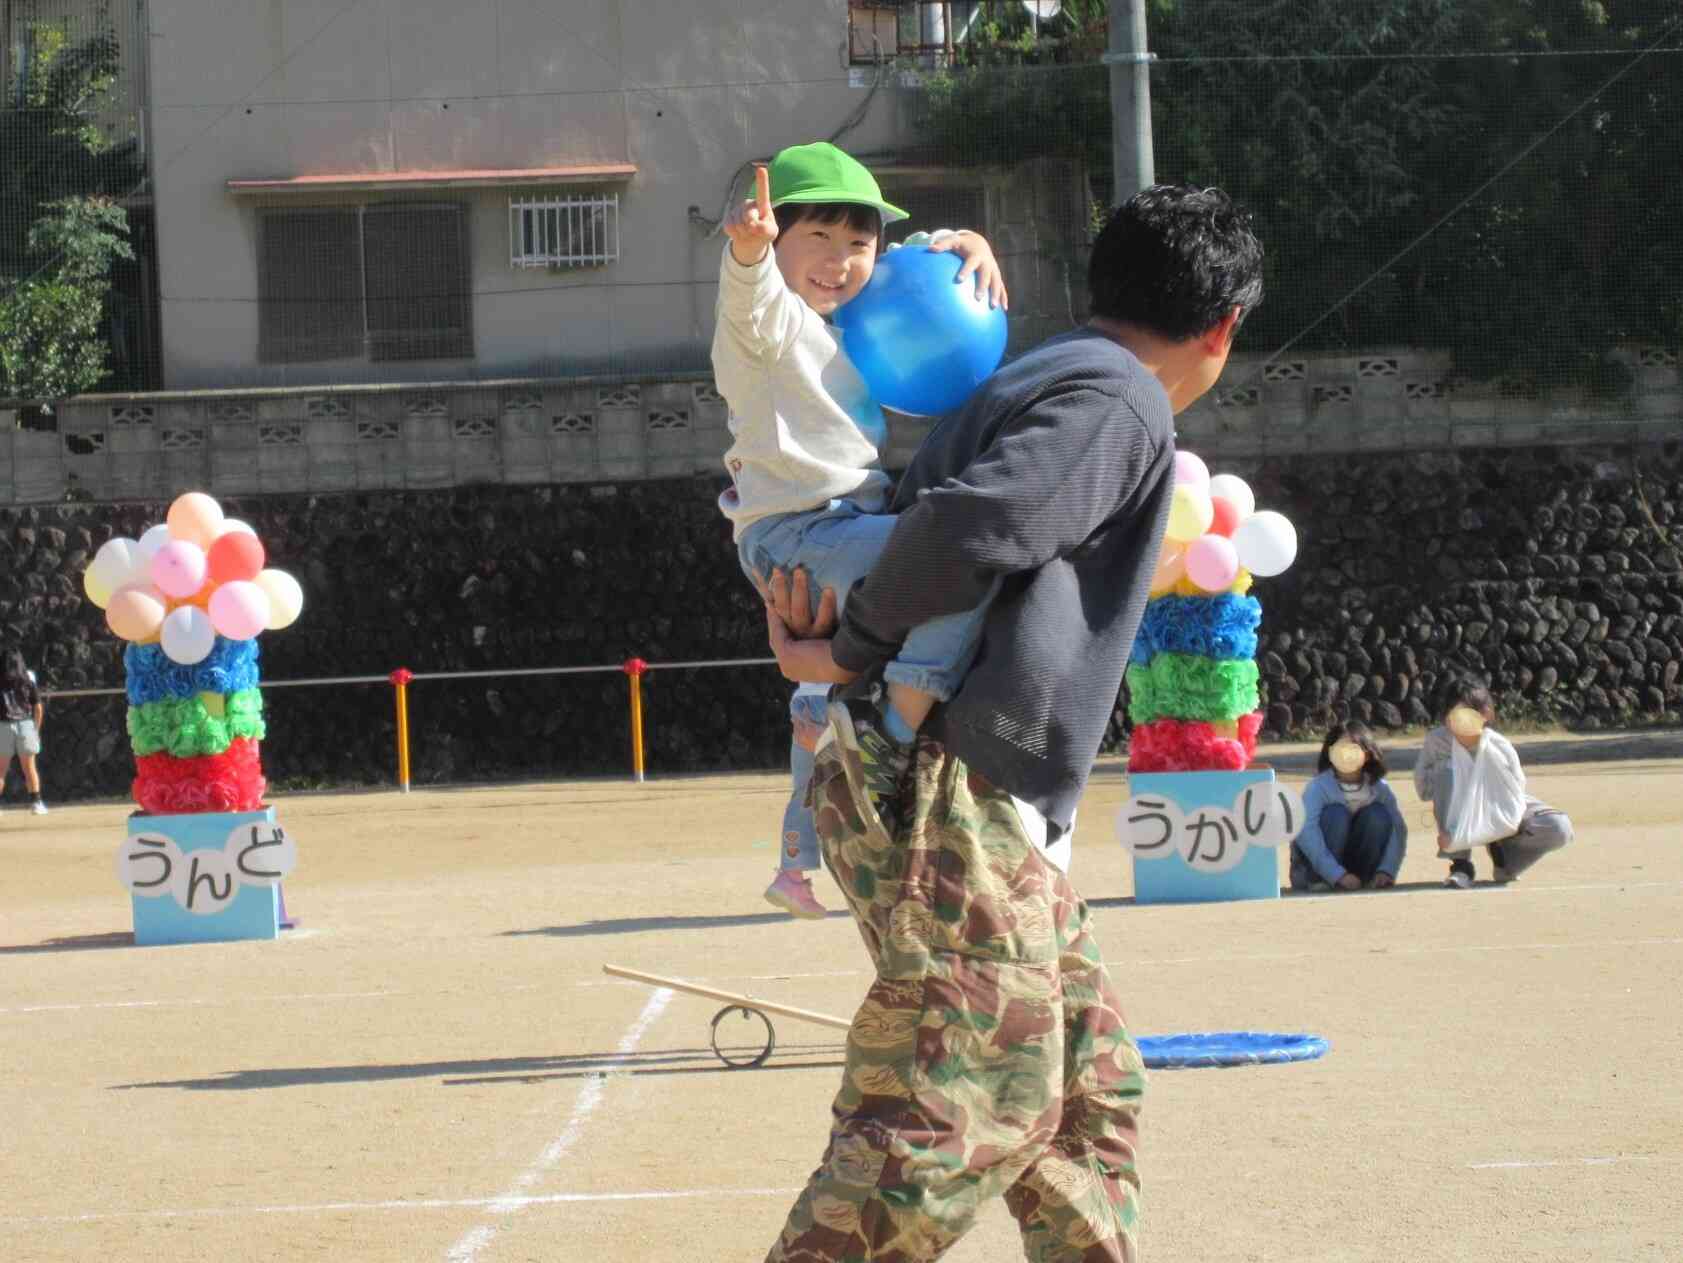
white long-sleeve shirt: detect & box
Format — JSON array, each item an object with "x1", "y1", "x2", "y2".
[{"x1": 711, "y1": 246, "x2": 889, "y2": 539}]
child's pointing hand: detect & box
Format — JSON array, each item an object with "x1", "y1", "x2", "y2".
[{"x1": 724, "y1": 164, "x2": 779, "y2": 266}]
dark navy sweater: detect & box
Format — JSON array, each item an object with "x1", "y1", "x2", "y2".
[{"x1": 832, "y1": 327, "x2": 1176, "y2": 830}]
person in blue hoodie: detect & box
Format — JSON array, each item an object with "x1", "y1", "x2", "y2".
[{"x1": 1289, "y1": 721, "x2": 1408, "y2": 891}]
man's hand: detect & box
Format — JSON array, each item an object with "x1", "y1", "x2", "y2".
[
  {"x1": 761, "y1": 566, "x2": 837, "y2": 639},
  {"x1": 1437, "y1": 830, "x2": 1453, "y2": 853},
  {"x1": 927, "y1": 229, "x2": 1009, "y2": 310},
  {"x1": 756, "y1": 567, "x2": 858, "y2": 685},
  {"x1": 723, "y1": 165, "x2": 778, "y2": 267},
  {"x1": 1336, "y1": 873, "x2": 1362, "y2": 891}
]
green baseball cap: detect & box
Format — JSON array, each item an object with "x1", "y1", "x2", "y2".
[{"x1": 767, "y1": 141, "x2": 908, "y2": 225}]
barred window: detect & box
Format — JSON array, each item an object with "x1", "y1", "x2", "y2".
[
  {"x1": 509, "y1": 192, "x2": 619, "y2": 268},
  {"x1": 258, "y1": 204, "x2": 472, "y2": 363}
]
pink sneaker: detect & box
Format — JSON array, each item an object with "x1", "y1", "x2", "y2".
[{"x1": 764, "y1": 869, "x2": 827, "y2": 920}]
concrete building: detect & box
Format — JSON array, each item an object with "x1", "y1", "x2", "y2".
[{"x1": 142, "y1": 0, "x2": 929, "y2": 389}]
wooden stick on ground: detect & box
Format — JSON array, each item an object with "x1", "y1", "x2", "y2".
[{"x1": 602, "y1": 964, "x2": 852, "y2": 1032}]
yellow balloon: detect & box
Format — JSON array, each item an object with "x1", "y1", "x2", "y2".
[
  {"x1": 83, "y1": 566, "x2": 114, "y2": 610},
  {"x1": 1164, "y1": 484, "x2": 1214, "y2": 543},
  {"x1": 255, "y1": 569, "x2": 304, "y2": 631}
]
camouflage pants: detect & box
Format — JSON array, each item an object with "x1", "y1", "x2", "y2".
[{"x1": 765, "y1": 736, "x2": 1146, "y2": 1263}]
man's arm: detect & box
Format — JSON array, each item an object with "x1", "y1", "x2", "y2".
[{"x1": 832, "y1": 382, "x2": 1161, "y2": 675}]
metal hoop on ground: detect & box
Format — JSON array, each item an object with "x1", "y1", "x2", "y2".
[
  {"x1": 604, "y1": 964, "x2": 851, "y2": 1070},
  {"x1": 710, "y1": 1005, "x2": 776, "y2": 1068}
]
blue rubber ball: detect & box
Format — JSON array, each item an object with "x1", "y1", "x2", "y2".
[{"x1": 833, "y1": 245, "x2": 1008, "y2": 416}]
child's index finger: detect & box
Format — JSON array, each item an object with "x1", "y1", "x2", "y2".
[{"x1": 754, "y1": 164, "x2": 772, "y2": 217}]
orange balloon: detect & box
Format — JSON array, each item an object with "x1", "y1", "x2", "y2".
[
  {"x1": 106, "y1": 587, "x2": 167, "y2": 642},
  {"x1": 167, "y1": 491, "x2": 225, "y2": 547},
  {"x1": 1150, "y1": 540, "x2": 1186, "y2": 595}
]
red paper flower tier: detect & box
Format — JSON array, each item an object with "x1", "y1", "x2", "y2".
[{"x1": 133, "y1": 737, "x2": 267, "y2": 815}]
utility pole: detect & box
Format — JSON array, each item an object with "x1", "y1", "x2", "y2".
[{"x1": 1104, "y1": 0, "x2": 1156, "y2": 207}]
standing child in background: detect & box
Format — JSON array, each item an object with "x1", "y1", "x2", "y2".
[
  {"x1": 712, "y1": 142, "x2": 1007, "y2": 919},
  {"x1": 1290, "y1": 721, "x2": 1408, "y2": 891},
  {"x1": 0, "y1": 649, "x2": 48, "y2": 814},
  {"x1": 1415, "y1": 679, "x2": 1574, "y2": 889}
]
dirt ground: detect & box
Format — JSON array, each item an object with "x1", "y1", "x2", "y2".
[{"x1": 2, "y1": 728, "x2": 1681, "y2": 1263}]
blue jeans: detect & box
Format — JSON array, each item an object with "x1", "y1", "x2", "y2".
[
  {"x1": 1289, "y1": 803, "x2": 1391, "y2": 888},
  {"x1": 740, "y1": 501, "x2": 993, "y2": 872}
]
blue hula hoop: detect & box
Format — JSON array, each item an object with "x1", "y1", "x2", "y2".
[{"x1": 1136, "y1": 1032, "x2": 1329, "y2": 1069}]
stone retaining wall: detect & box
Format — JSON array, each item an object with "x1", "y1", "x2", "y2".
[{"x1": 5, "y1": 436, "x2": 1679, "y2": 804}]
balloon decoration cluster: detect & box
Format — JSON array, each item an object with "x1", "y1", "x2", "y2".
[
  {"x1": 83, "y1": 492, "x2": 303, "y2": 664},
  {"x1": 1154, "y1": 451, "x2": 1297, "y2": 595},
  {"x1": 1127, "y1": 452, "x2": 1300, "y2": 774},
  {"x1": 82, "y1": 493, "x2": 304, "y2": 815}
]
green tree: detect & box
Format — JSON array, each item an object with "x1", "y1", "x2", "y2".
[
  {"x1": 0, "y1": 16, "x2": 142, "y2": 401},
  {"x1": 0, "y1": 197, "x2": 133, "y2": 399},
  {"x1": 910, "y1": 0, "x2": 1682, "y2": 382}
]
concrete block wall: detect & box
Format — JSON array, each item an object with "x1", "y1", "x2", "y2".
[{"x1": 20, "y1": 344, "x2": 1683, "y2": 507}]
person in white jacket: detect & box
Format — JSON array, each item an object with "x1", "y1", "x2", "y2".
[
  {"x1": 712, "y1": 142, "x2": 1007, "y2": 919},
  {"x1": 1414, "y1": 680, "x2": 1574, "y2": 888}
]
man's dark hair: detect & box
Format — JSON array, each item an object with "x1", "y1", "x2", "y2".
[
  {"x1": 777, "y1": 200, "x2": 882, "y2": 240},
  {"x1": 1088, "y1": 185, "x2": 1264, "y2": 340}
]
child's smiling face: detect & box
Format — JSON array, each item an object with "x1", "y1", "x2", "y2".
[{"x1": 775, "y1": 217, "x2": 878, "y2": 317}]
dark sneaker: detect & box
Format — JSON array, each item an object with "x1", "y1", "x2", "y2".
[
  {"x1": 1445, "y1": 858, "x2": 1475, "y2": 889},
  {"x1": 826, "y1": 696, "x2": 913, "y2": 840},
  {"x1": 1489, "y1": 841, "x2": 1513, "y2": 883}
]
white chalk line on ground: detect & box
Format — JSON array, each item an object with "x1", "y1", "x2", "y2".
[
  {"x1": 7, "y1": 1155, "x2": 1674, "y2": 1226},
  {"x1": 0, "y1": 1185, "x2": 803, "y2": 1228},
  {"x1": 443, "y1": 986, "x2": 672, "y2": 1263},
  {"x1": 1468, "y1": 1156, "x2": 1671, "y2": 1171}
]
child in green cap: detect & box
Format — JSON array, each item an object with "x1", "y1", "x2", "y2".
[{"x1": 713, "y1": 141, "x2": 1007, "y2": 919}]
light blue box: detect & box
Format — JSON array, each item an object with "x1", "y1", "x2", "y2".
[
  {"x1": 1128, "y1": 769, "x2": 1281, "y2": 904},
  {"x1": 129, "y1": 807, "x2": 282, "y2": 946}
]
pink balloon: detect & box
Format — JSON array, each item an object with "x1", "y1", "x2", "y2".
[
  {"x1": 150, "y1": 540, "x2": 208, "y2": 599},
  {"x1": 1173, "y1": 450, "x2": 1210, "y2": 490},
  {"x1": 1185, "y1": 534, "x2": 1240, "y2": 593},
  {"x1": 208, "y1": 580, "x2": 271, "y2": 641}
]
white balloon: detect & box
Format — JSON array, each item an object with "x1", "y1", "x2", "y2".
[
  {"x1": 255, "y1": 569, "x2": 304, "y2": 631},
  {"x1": 1233, "y1": 509, "x2": 1298, "y2": 577},
  {"x1": 160, "y1": 605, "x2": 217, "y2": 664},
  {"x1": 1207, "y1": 473, "x2": 1256, "y2": 520},
  {"x1": 134, "y1": 523, "x2": 174, "y2": 568},
  {"x1": 216, "y1": 518, "x2": 257, "y2": 538},
  {"x1": 90, "y1": 537, "x2": 143, "y2": 591}
]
